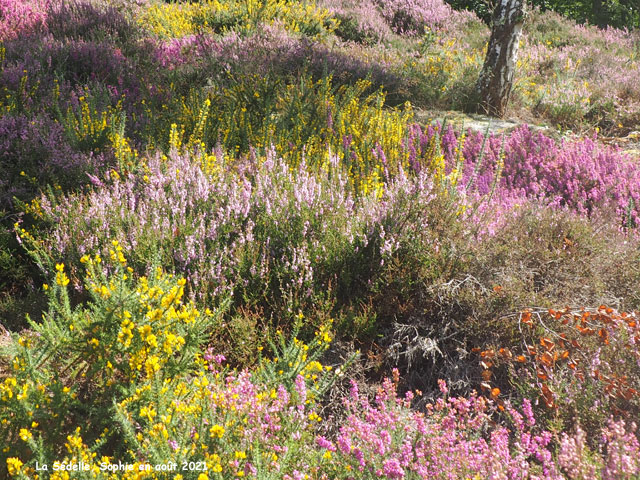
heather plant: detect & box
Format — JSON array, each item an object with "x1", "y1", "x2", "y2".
[
  {"x1": 557, "y1": 419, "x2": 640, "y2": 480},
  {"x1": 20, "y1": 148, "x2": 368, "y2": 321},
  {"x1": 316, "y1": 374, "x2": 640, "y2": 480},
  {"x1": 317, "y1": 375, "x2": 565, "y2": 479},
  {"x1": 374, "y1": 0, "x2": 468, "y2": 35},
  {"x1": 0, "y1": 113, "x2": 108, "y2": 209},
  {"x1": 154, "y1": 22, "x2": 404, "y2": 103},
  {"x1": 111, "y1": 362, "x2": 329, "y2": 480},
  {"x1": 44, "y1": 0, "x2": 138, "y2": 44},
  {"x1": 412, "y1": 124, "x2": 640, "y2": 229},
  {"x1": 319, "y1": 0, "x2": 391, "y2": 44},
  {"x1": 107, "y1": 322, "x2": 338, "y2": 480},
  {"x1": 46, "y1": 39, "x2": 136, "y2": 89},
  {"x1": 0, "y1": 0, "x2": 49, "y2": 41},
  {"x1": 18, "y1": 139, "x2": 486, "y2": 342},
  {"x1": 0, "y1": 2, "x2": 161, "y2": 206},
  {"x1": 1, "y1": 2, "x2": 146, "y2": 99}
]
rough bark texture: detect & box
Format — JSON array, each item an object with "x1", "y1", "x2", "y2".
[{"x1": 476, "y1": 0, "x2": 526, "y2": 118}]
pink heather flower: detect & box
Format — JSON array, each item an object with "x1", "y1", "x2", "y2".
[
  {"x1": 294, "y1": 374, "x2": 307, "y2": 403},
  {"x1": 337, "y1": 434, "x2": 352, "y2": 454},
  {"x1": 522, "y1": 399, "x2": 535, "y2": 428},
  {"x1": 244, "y1": 463, "x2": 257, "y2": 476},
  {"x1": 349, "y1": 380, "x2": 359, "y2": 402},
  {"x1": 316, "y1": 436, "x2": 336, "y2": 451},
  {"x1": 213, "y1": 354, "x2": 226, "y2": 365},
  {"x1": 601, "y1": 419, "x2": 640, "y2": 479},
  {"x1": 380, "y1": 429, "x2": 392, "y2": 446},
  {"x1": 507, "y1": 402, "x2": 525, "y2": 433},
  {"x1": 382, "y1": 458, "x2": 405, "y2": 478},
  {"x1": 438, "y1": 379, "x2": 448, "y2": 395},
  {"x1": 86, "y1": 172, "x2": 104, "y2": 187}
]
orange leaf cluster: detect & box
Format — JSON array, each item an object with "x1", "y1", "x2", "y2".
[{"x1": 475, "y1": 305, "x2": 640, "y2": 412}]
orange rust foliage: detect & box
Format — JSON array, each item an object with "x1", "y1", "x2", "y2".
[{"x1": 473, "y1": 305, "x2": 640, "y2": 410}]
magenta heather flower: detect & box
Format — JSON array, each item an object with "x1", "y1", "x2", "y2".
[
  {"x1": 437, "y1": 379, "x2": 448, "y2": 395},
  {"x1": 294, "y1": 374, "x2": 307, "y2": 404},
  {"x1": 0, "y1": 0, "x2": 49, "y2": 40},
  {"x1": 319, "y1": 372, "x2": 567, "y2": 479},
  {"x1": 522, "y1": 399, "x2": 535, "y2": 428},
  {"x1": 382, "y1": 458, "x2": 404, "y2": 478},
  {"x1": 411, "y1": 122, "x2": 640, "y2": 230},
  {"x1": 337, "y1": 434, "x2": 352, "y2": 455},
  {"x1": 316, "y1": 436, "x2": 335, "y2": 451}
]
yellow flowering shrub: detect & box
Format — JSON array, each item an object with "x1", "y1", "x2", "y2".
[
  {"x1": 1, "y1": 272, "x2": 338, "y2": 478},
  {"x1": 138, "y1": 0, "x2": 337, "y2": 39},
  {"x1": 0, "y1": 248, "x2": 224, "y2": 475},
  {"x1": 173, "y1": 73, "x2": 413, "y2": 196},
  {"x1": 137, "y1": 1, "x2": 201, "y2": 39},
  {"x1": 107, "y1": 323, "x2": 338, "y2": 480},
  {"x1": 56, "y1": 89, "x2": 123, "y2": 153}
]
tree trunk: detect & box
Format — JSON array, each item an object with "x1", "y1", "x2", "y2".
[{"x1": 476, "y1": 0, "x2": 526, "y2": 118}]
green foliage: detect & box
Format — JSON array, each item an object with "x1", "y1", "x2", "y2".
[
  {"x1": 162, "y1": 71, "x2": 412, "y2": 187},
  {"x1": 0, "y1": 220, "x2": 45, "y2": 331},
  {"x1": 535, "y1": 0, "x2": 640, "y2": 29},
  {"x1": 445, "y1": 0, "x2": 493, "y2": 24},
  {"x1": 55, "y1": 86, "x2": 122, "y2": 154},
  {"x1": 0, "y1": 251, "x2": 225, "y2": 470},
  {"x1": 0, "y1": 249, "x2": 339, "y2": 478},
  {"x1": 447, "y1": 0, "x2": 640, "y2": 29}
]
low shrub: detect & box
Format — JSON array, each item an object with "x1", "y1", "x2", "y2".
[
  {"x1": 0, "y1": 0, "x2": 49, "y2": 41},
  {"x1": 319, "y1": 0, "x2": 391, "y2": 44},
  {"x1": 138, "y1": 0, "x2": 337, "y2": 39},
  {"x1": 409, "y1": 124, "x2": 640, "y2": 229},
  {"x1": 0, "y1": 114, "x2": 108, "y2": 209},
  {"x1": 374, "y1": 0, "x2": 462, "y2": 35},
  {"x1": 0, "y1": 252, "x2": 221, "y2": 470},
  {"x1": 0, "y1": 249, "x2": 339, "y2": 479},
  {"x1": 477, "y1": 305, "x2": 640, "y2": 442}
]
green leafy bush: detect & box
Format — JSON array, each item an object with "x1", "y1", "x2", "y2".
[{"x1": 0, "y1": 249, "x2": 224, "y2": 473}]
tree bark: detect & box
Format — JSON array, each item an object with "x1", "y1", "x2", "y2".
[{"x1": 476, "y1": 0, "x2": 526, "y2": 118}]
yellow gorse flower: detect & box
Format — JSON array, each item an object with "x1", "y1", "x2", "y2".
[
  {"x1": 209, "y1": 424, "x2": 225, "y2": 438},
  {"x1": 6, "y1": 457, "x2": 23, "y2": 476},
  {"x1": 55, "y1": 263, "x2": 70, "y2": 287}
]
